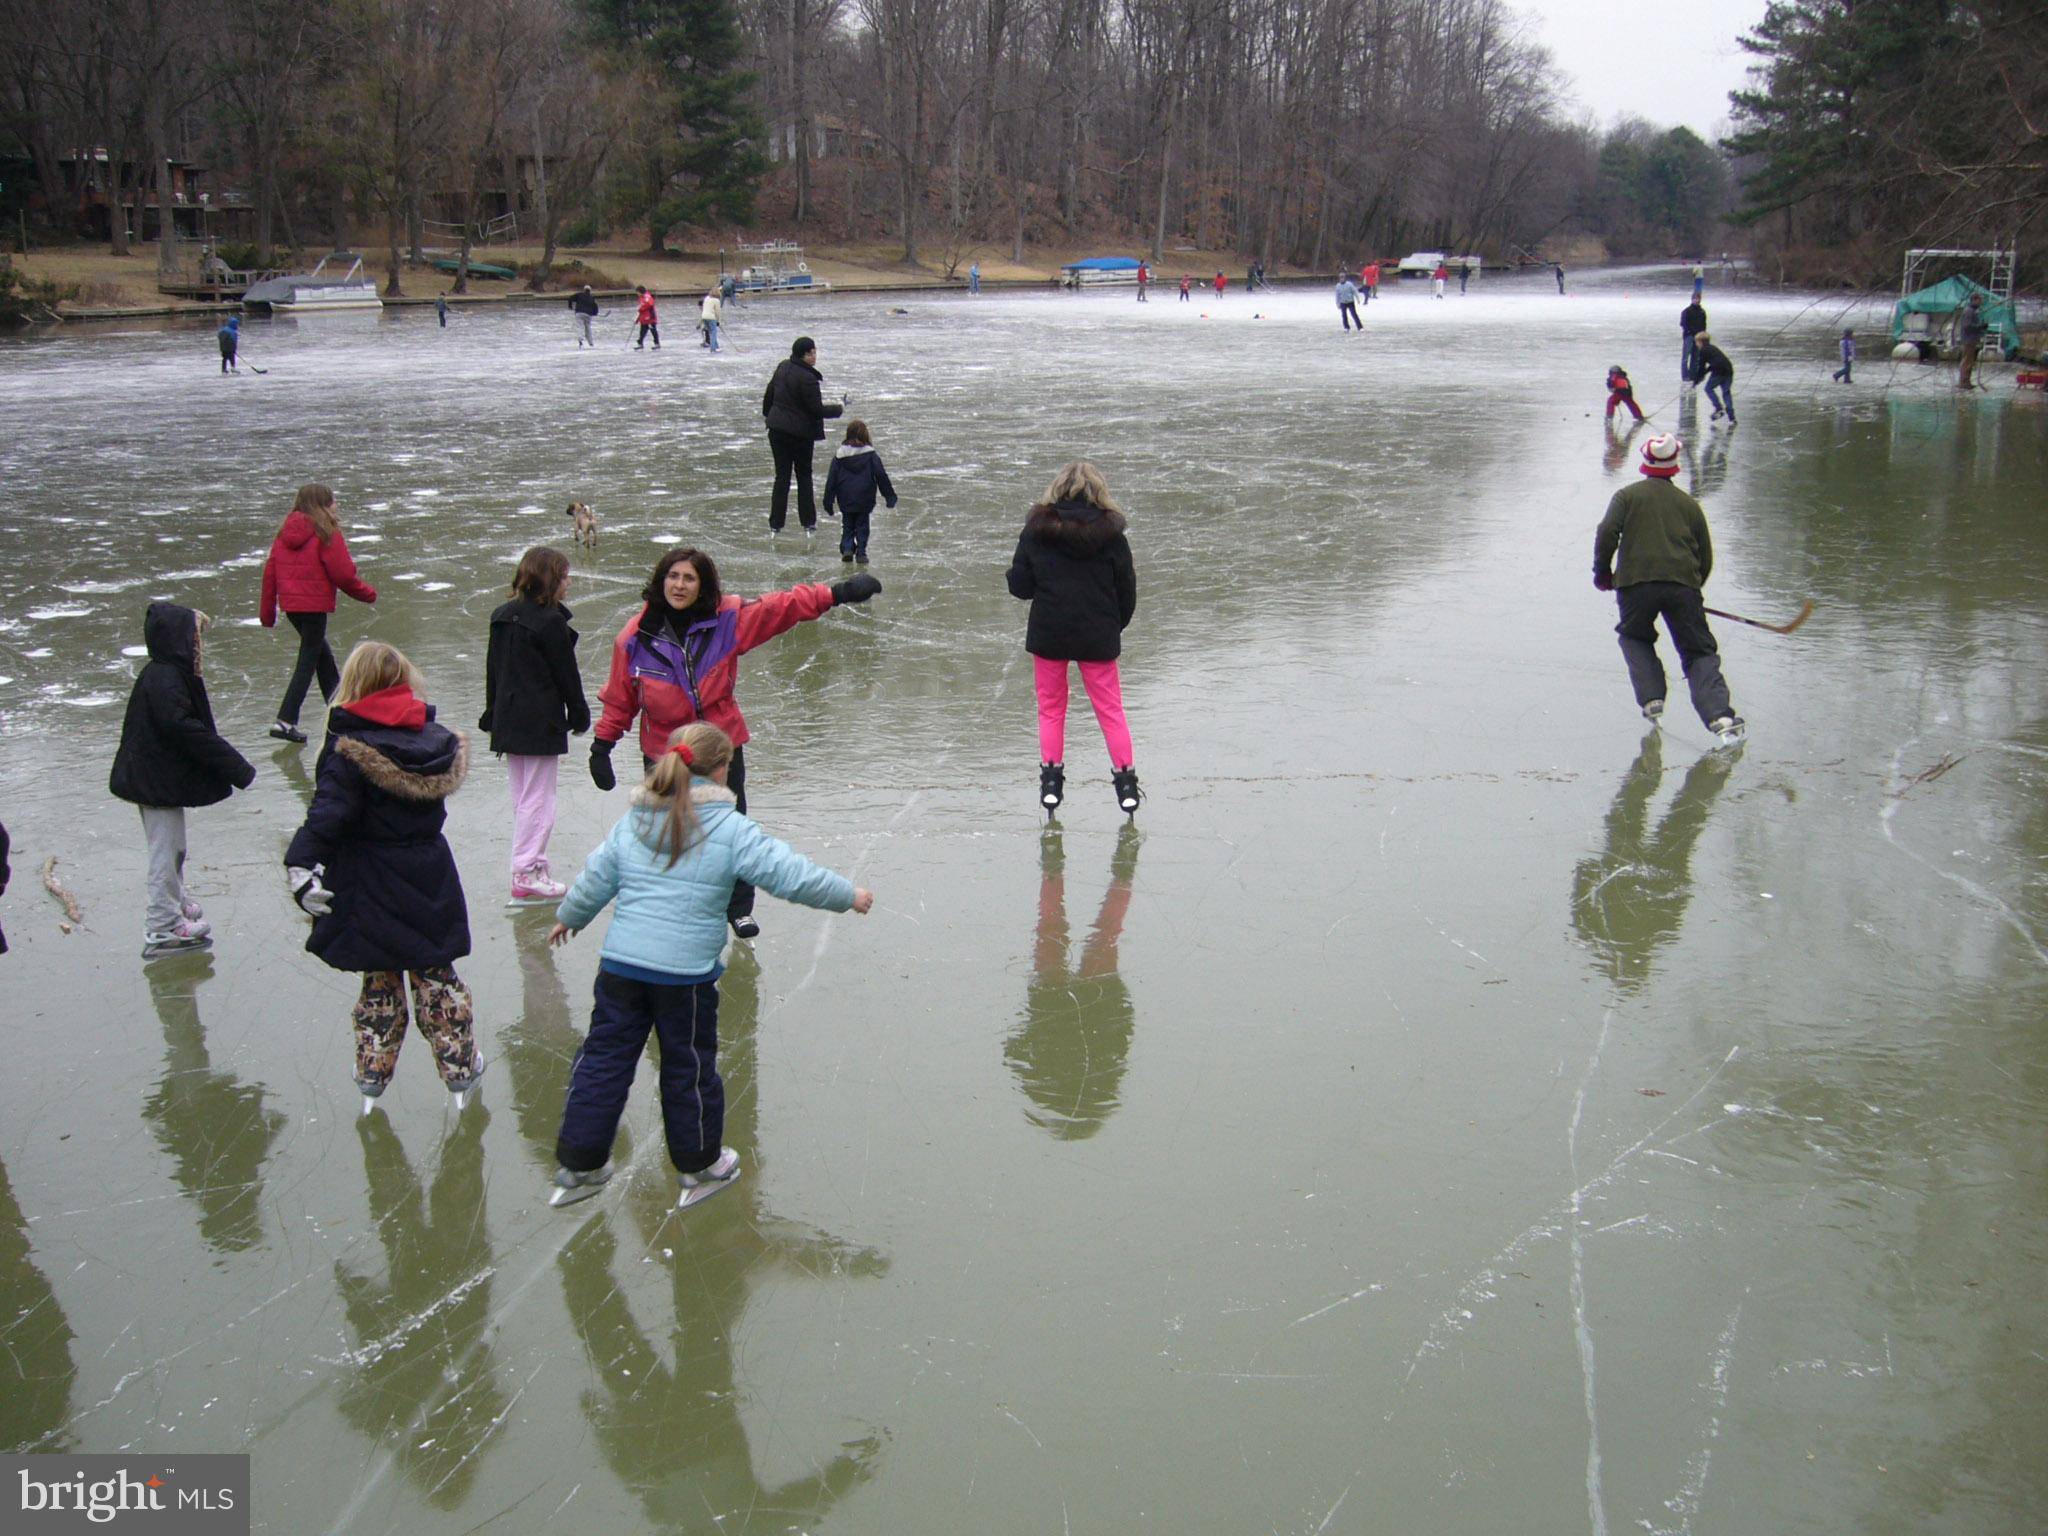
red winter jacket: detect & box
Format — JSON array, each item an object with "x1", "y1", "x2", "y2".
[
  {"x1": 260, "y1": 511, "x2": 377, "y2": 625},
  {"x1": 636, "y1": 292, "x2": 657, "y2": 325},
  {"x1": 595, "y1": 585, "x2": 836, "y2": 758}
]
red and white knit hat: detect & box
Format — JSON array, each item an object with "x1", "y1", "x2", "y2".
[{"x1": 1640, "y1": 434, "x2": 1683, "y2": 477}]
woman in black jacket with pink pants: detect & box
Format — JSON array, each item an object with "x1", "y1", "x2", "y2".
[{"x1": 1006, "y1": 461, "x2": 1141, "y2": 821}]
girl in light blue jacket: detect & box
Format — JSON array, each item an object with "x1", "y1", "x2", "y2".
[{"x1": 547, "y1": 721, "x2": 873, "y2": 1209}]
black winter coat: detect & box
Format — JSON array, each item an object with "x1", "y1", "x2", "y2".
[
  {"x1": 284, "y1": 706, "x2": 471, "y2": 973},
  {"x1": 821, "y1": 444, "x2": 898, "y2": 520},
  {"x1": 1692, "y1": 342, "x2": 1734, "y2": 382},
  {"x1": 109, "y1": 602, "x2": 257, "y2": 809},
  {"x1": 479, "y1": 599, "x2": 590, "y2": 756},
  {"x1": 1005, "y1": 500, "x2": 1138, "y2": 662},
  {"x1": 0, "y1": 817, "x2": 10, "y2": 956},
  {"x1": 1680, "y1": 302, "x2": 1707, "y2": 337},
  {"x1": 762, "y1": 359, "x2": 842, "y2": 440}
]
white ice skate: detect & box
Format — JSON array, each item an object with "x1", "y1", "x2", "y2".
[
  {"x1": 675, "y1": 1148, "x2": 741, "y2": 1211},
  {"x1": 549, "y1": 1163, "x2": 614, "y2": 1207},
  {"x1": 448, "y1": 1055, "x2": 488, "y2": 1112}
]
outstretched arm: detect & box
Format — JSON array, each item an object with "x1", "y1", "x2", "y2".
[{"x1": 733, "y1": 583, "x2": 837, "y2": 654}]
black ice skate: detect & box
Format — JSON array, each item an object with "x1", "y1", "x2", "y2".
[
  {"x1": 1112, "y1": 766, "x2": 1143, "y2": 818},
  {"x1": 1039, "y1": 762, "x2": 1065, "y2": 818}
]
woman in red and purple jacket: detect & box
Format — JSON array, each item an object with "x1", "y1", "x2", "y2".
[
  {"x1": 589, "y1": 547, "x2": 882, "y2": 937},
  {"x1": 260, "y1": 483, "x2": 378, "y2": 743}
]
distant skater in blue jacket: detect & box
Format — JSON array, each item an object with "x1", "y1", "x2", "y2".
[
  {"x1": 546, "y1": 721, "x2": 874, "y2": 1210},
  {"x1": 821, "y1": 419, "x2": 898, "y2": 565}
]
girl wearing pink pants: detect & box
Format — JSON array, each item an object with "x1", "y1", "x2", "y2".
[
  {"x1": 481, "y1": 547, "x2": 592, "y2": 902},
  {"x1": 1005, "y1": 462, "x2": 1141, "y2": 819}
]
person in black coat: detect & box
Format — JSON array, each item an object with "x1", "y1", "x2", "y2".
[
  {"x1": 109, "y1": 602, "x2": 256, "y2": 958},
  {"x1": 480, "y1": 546, "x2": 591, "y2": 903},
  {"x1": 821, "y1": 419, "x2": 898, "y2": 565},
  {"x1": 761, "y1": 335, "x2": 845, "y2": 532},
  {"x1": 1691, "y1": 333, "x2": 1737, "y2": 423},
  {"x1": 1005, "y1": 461, "x2": 1142, "y2": 819},
  {"x1": 283, "y1": 641, "x2": 483, "y2": 1109},
  {"x1": 0, "y1": 818, "x2": 10, "y2": 956}
]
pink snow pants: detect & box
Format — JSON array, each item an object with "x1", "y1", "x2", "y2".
[
  {"x1": 1034, "y1": 656, "x2": 1135, "y2": 769},
  {"x1": 506, "y1": 754, "x2": 559, "y2": 875}
]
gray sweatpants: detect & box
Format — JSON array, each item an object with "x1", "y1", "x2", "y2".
[
  {"x1": 140, "y1": 805, "x2": 190, "y2": 934},
  {"x1": 575, "y1": 313, "x2": 595, "y2": 346}
]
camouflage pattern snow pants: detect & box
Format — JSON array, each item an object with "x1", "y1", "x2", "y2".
[{"x1": 353, "y1": 967, "x2": 479, "y2": 1093}]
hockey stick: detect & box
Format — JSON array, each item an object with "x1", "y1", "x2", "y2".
[{"x1": 1705, "y1": 599, "x2": 1814, "y2": 635}]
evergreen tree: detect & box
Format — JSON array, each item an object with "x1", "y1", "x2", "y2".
[{"x1": 583, "y1": 0, "x2": 765, "y2": 251}]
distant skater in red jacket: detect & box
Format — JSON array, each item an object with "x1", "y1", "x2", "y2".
[
  {"x1": 634, "y1": 287, "x2": 660, "y2": 349},
  {"x1": 260, "y1": 483, "x2": 378, "y2": 743}
]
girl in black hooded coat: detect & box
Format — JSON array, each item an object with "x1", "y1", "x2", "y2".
[
  {"x1": 284, "y1": 641, "x2": 483, "y2": 1109},
  {"x1": 1005, "y1": 461, "x2": 1142, "y2": 819},
  {"x1": 479, "y1": 546, "x2": 590, "y2": 904},
  {"x1": 109, "y1": 601, "x2": 256, "y2": 957}
]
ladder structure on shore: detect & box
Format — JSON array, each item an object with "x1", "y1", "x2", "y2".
[{"x1": 1901, "y1": 245, "x2": 2015, "y2": 306}]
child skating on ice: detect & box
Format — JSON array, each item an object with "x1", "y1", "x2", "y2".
[
  {"x1": 821, "y1": 420, "x2": 898, "y2": 566},
  {"x1": 1832, "y1": 328, "x2": 1855, "y2": 383},
  {"x1": 1605, "y1": 364, "x2": 1645, "y2": 421},
  {"x1": 284, "y1": 642, "x2": 485, "y2": 1112},
  {"x1": 109, "y1": 602, "x2": 257, "y2": 958},
  {"x1": 1005, "y1": 461, "x2": 1142, "y2": 819},
  {"x1": 480, "y1": 546, "x2": 591, "y2": 904},
  {"x1": 546, "y1": 722, "x2": 874, "y2": 1209}
]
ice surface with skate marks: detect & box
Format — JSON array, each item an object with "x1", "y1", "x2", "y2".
[{"x1": 0, "y1": 272, "x2": 2041, "y2": 1534}]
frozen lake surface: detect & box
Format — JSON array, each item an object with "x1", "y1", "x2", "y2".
[{"x1": 1, "y1": 269, "x2": 2044, "y2": 1533}]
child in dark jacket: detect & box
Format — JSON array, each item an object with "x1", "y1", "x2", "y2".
[
  {"x1": 1832, "y1": 328, "x2": 1855, "y2": 383},
  {"x1": 821, "y1": 420, "x2": 898, "y2": 565},
  {"x1": 109, "y1": 602, "x2": 257, "y2": 958},
  {"x1": 284, "y1": 642, "x2": 483, "y2": 1113},
  {"x1": 1605, "y1": 365, "x2": 1644, "y2": 421},
  {"x1": 480, "y1": 547, "x2": 591, "y2": 904},
  {"x1": 1005, "y1": 461, "x2": 1141, "y2": 820}
]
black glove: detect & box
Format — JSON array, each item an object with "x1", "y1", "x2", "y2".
[
  {"x1": 831, "y1": 574, "x2": 882, "y2": 606},
  {"x1": 590, "y1": 738, "x2": 616, "y2": 791},
  {"x1": 1592, "y1": 570, "x2": 1614, "y2": 592}
]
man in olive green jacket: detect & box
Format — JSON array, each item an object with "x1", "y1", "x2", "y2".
[{"x1": 1593, "y1": 433, "x2": 1745, "y2": 745}]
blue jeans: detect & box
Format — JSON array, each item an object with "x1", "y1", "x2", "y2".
[
  {"x1": 1704, "y1": 376, "x2": 1734, "y2": 419},
  {"x1": 703, "y1": 319, "x2": 719, "y2": 351},
  {"x1": 1681, "y1": 334, "x2": 1698, "y2": 381},
  {"x1": 556, "y1": 969, "x2": 725, "y2": 1175}
]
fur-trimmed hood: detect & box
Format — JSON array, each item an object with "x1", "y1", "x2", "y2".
[
  {"x1": 834, "y1": 441, "x2": 876, "y2": 461},
  {"x1": 629, "y1": 779, "x2": 736, "y2": 810},
  {"x1": 1021, "y1": 498, "x2": 1128, "y2": 553},
  {"x1": 333, "y1": 730, "x2": 468, "y2": 801}
]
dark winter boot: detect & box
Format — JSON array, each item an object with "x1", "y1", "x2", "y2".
[
  {"x1": 1039, "y1": 762, "x2": 1065, "y2": 816},
  {"x1": 1112, "y1": 766, "x2": 1143, "y2": 817}
]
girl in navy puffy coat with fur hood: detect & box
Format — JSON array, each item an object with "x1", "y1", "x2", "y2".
[{"x1": 284, "y1": 641, "x2": 482, "y2": 1111}]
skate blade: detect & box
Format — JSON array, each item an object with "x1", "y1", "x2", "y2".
[
  {"x1": 505, "y1": 895, "x2": 557, "y2": 908},
  {"x1": 450, "y1": 1083, "x2": 481, "y2": 1112},
  {"x1": 676, "y1": 1170, "x2": 741, "y2": 1212},
  {"x1": 549, "y1": 1180, "x2": 608, "y2": 1208},
  {"x1": 359, "y1": 1095, "x2": 381, "y2": 1119}
]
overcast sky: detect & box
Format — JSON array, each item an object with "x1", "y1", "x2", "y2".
[{"x1": 1516, "y1": 0, "x2": 1768, "y2": 138}]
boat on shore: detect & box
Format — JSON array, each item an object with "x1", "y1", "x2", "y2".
[
  {"x1": 242, "y1": 253, "x2": 383, "y2": 311},
  {"x1": 730, "y1": 241, "x2": 826, "y2": 292},
  {"x1": 1061, "y1": 256, "x2": 1142, "y2": 288}
]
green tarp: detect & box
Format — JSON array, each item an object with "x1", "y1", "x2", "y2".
[{"x1": 1890, "y1": 274, "x2": 2019, "y2": 357}]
